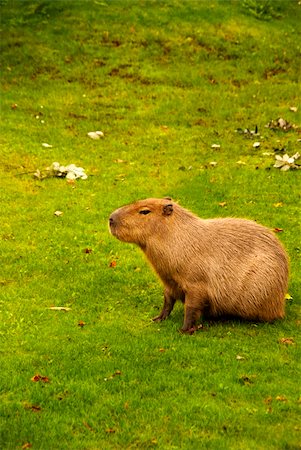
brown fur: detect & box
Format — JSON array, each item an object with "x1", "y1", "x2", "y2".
[{"x1": 109, "y1": 198, "x2": 289, "y2": 333}]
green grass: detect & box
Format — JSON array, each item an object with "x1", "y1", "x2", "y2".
[{"x1": 1, "y1": 1, "x2": 301, "y2": 449}]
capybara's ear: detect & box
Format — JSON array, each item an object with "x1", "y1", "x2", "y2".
[
  {"x1": 164, "y1": 196, "x2": 172, "y2": 201},
  {"x1": 163, "y1": 204, "x2": 173, "y2": 216}
]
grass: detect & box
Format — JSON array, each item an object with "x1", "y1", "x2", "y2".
[{"x1": 0, "y1": 0, "x2": 301, "y2": 449}]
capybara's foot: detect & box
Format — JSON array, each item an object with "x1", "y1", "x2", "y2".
[
  {"x1": 180, "y1": 325, "x2": 197, "y2": 335},
  {"x1": 152, "y1": 313, "x2": 167, "y2": 322},
  {"x1": 180, "y1": 324, "x2": 204, "y2": 335},
  {"x1": 152, "y1": 315, "x2": 164, "y2": 322}
]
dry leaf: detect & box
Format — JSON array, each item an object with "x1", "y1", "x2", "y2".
[
  {"x1": 84, "y1": 248, "x2": 93, "y2": 254},
  {"x1": 106, "y1": 428, "x2": 116, "y2": 434},
  {"x1": 22, "y1": 444, "x2": 32, "y2": 449},
  {"x1": 274, "y1": 152, "x2": 300, "y2": 171},
  {"x1": 236, "y1": 355, "x2": 245, "y2": 360},
  {"x1": 266, "y1": 118, "x2": 296, "y2": 131},
  {"x1": 275, "y1": 395, "x2": 288, "y2": 402},
  {"x1": 273, "y1": 228, "x2": 283, "y2": 233},
  {"x1": 31, "y1": 374, "x2": 50, "y2": 383},
  {"x1": 25, "y1": 404, "x2": 42, "y2": 413},
  {"x1": 219, "y1": 202, "x2": 227, "y2": 207},
  {"x1": 160, "y1": 125, "x2": 169, "y2": 132},
  {"x1": 83, "y1": 421, "x2": 94, "y2": 432},
  {"x1": 49, "y1": 306, "x2": 71, "y2": 312},
  {"x1": 279, "y1": 337, "x2": 295, "y2": 345},
  {"x1": 264, "y1": 396, "x2": 273, "y2": 404},
  {"x1": 273, "y1": 203, "x2": 283, "y2": 208},
  {"x1": 54, "y1": 210, "x2": 63, "y2": 217},
  {"x1": 109, "y1": 260, "x2": 117, "y2": 268},
  {"x1": 78, "y1": 321, "x2": 86, "y2": 327},
  {"x1": 239, "y1": 374, "x2": 256, "y2": 385},
  {"x1": 88, "y1": 131, "x2": 104, "y2": 139}
]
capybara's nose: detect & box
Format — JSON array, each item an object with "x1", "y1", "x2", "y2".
[{"x1": 109, "y1": 216, "x2": 114, "y2": 226}]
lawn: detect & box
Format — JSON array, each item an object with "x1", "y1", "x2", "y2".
[{"x1": 0, "y1": 1, "x2": 300, "y2": 449}]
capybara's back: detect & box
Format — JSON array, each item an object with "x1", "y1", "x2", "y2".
[{"x1": 109, "y1": 198, "x2": 289, "y2": 332}]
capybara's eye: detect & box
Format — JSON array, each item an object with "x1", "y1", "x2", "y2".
[{"x1": 139, "y1": 209, "x2": 151, "y2": 215}]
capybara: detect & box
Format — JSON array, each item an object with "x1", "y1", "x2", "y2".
[{"x1": 109, "y1": 198, "x2": 289, "y2": 333}]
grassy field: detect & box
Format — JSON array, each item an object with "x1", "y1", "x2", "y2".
[{"x1": 1, "y1": 1, "x2": 301, "y2": 449}]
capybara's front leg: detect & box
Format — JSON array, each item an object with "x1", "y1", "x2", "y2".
[{"x1": 152, "y1": 289, "x2": 176, "y2": 322}]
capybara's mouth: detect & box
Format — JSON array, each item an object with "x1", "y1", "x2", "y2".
[
  {"x1": 109, "y1": 219, "x2": 116, "y2": 235},
  {"x1": 109, "y1": 216, "x2": 121, "y2": 240}
]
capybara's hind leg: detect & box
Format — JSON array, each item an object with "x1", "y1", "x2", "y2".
[
  {"x1": 181, "y1": 305, "x2": 202, "y2": 334},
  {"x1": 152, "y1": 289, "x2": 176, "y2": 322},
  {"x1": 181, "y1": 288, "x2": 207, "y2": 334}
]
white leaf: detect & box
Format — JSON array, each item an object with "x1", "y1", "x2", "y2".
[{"x1": 88, "y1": 131, "x2": 104, "y2": 139}]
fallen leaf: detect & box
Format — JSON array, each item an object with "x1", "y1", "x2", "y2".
[
  {"x1": 78, "y1": 320, "x2": 86, "y2": 327},
  {"x1": 236, "y1": 355, "x2": 245, "y2": 361},
  {"x1": 54, "y1": 210, "x2": 63, "y2": 217},
  {"x1": 11, "y1": 103, "x2": 18, "y2": 109},
  {"x1": 109, "y1": 260, "x2": 117, "y2": 268},
  {"x1": 49, "y1": 306, "x2": 71, "y2": 312},
  {"x1": 289, "y1": 106, "x2": 298, "y2": 113},
  {"x1": 211, "y1": 144, "x2": 221, "y2": 149},
  {"x1": 273, "y1": 203, "x2": 283, "y2": 208},
  {"x1": 279, "y1": 337, "x2": 295, "y2": 345},
  {"x1": 88, "y1": 131, "x2": 104, "y2": 139},
  {"x1": 209, "y1": 161, "x2": 217, "y2": 167},
  {"x1": 274, "y1": 152, "x2": 300, "y2": 171},
  {"x1": 105, "y1": 428, "x2": 116, "y2": 434},
  {"x1": 264, "y1": 396, "x2": 273, "y2": 404},
  {"x1": 266, "y1": 118, "x2": 296, "y2": 131},
  {"x1": 42, "y1": 143, "x2": 53, "y2": 148},
  {"x1": 236, "y1": 160, "x2": 246, "y2": 165},
  {"x1": 31, "y1": 374, "x2": 50, "y2": 383},
  {"x1": 273, "y1": 227, "x2": 283, "y2": 233},
  {"x1": 285, "y1": 293, "x2": 293, "y2": 301},
  {"x1": 275, "y1": 395, "x2": 288, "y2": 402},
  {"x1": 25, "y1": 404, "x2": 42, "y2": 413},
  {"x1": 253, "y1": 142, "x2": 260, "y2": 148},
  {"x1": 160, "y1": 125, "x2": 169, "y2": 132},
  {"x1": 22, "y1": 443, "x2": 32, "y2": 449},
  {"x1": 159, "y1": 348, "x2": 166, "y2": 353},
  {"x1": 83, "y1": 421, "x2": 94, "y2": 432},
  {"x1": 84, "y1": 248, "x2": 93, "y2": 254},
  {"x1": 219, "y1": 201, "x2": 227, "y2": 207},
  {"x1": 239, "y1": 374, "x2": 256, "y2": 385}
]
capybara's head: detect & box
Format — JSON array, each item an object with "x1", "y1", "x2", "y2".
[{"x1": 109, "y1": 198, "x2": 174, "y2": 246}]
